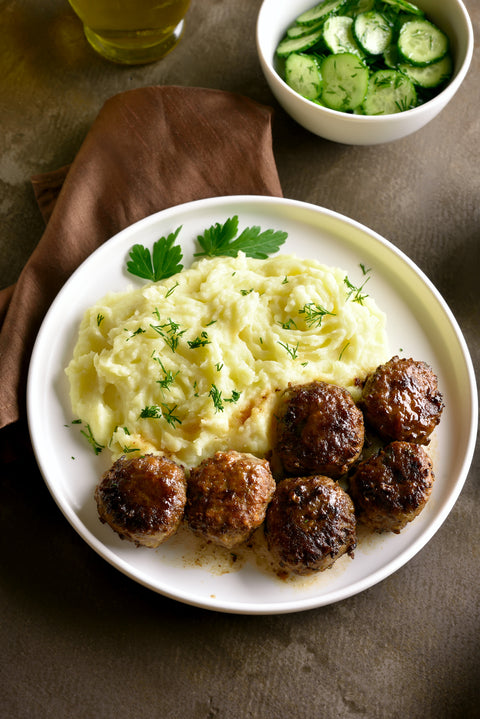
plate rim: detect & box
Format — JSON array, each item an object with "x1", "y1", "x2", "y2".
[{"x1": 27, "y1": 194, "x2": 478, "y2": 614}]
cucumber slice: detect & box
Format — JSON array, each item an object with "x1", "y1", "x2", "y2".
[
  {"x1": 353, "y1": 11, "x2": 393, "y2": 55},
  {"x1": 320, "y1": 52, "x2": 369, "y2": 111},
  {"x1": 398, "y1": 53, "x2": 453, "y2": 88},
  {"x1": 287, "y1": 20, "x2": 324, "y2": 39},
  {"x1": 296, "y1": 0, "x2": 349, "y2": 26},
  {"x1": 380, "y1": 0, "x2": 424, "y2": 15},
  {"x1": 344, "y1": 0, "x2": 375, "y2": 18},
  {"x1": 274, "y1": 0, "x2": 452, "y2": 117},
  {"x1": 383, "y1": 42, "x2": 400, "y2": 68},
  {"x1": 323, "y1": 16, "x2": 365, "y2": 57},
  {"x1": 276, "y1": 28, "x2": 324, "y2": 57},
  {"x1": 285, "y1": 52, "x2": 323, "y2": 100},
  {"x1": 362, "y1": 69, "x2": 417, "y2": 114},
  {"x1": 398, "y1": 19, "x2": 449, "y2": 66}
]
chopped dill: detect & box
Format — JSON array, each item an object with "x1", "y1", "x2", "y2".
[
  {"x1": 165, "y1": 281, "x2": 179, "y2": 297},
  {"x1": 153, "y1": 357, "x2": 179, "y2": 392},
  {"x1": 338, "y1": 342, "x2": 350, "y2": 361},
  {"x1": 344, "y1": 275, "x2": 370, "y2": 304},
  {"x1": 80, "y1": 423, "x2": 104, "y2": 455},
  {"x1": 209, "y1": 384, "x2": 224, "y2": 412},
  {"x1": 150, "y1": 318, "x2": 186, "y2": 352},
  {"x1": 209, "y1": 384, "x2": 241, "y2": 412},
  {"x1": 299, "y1": 302, "x2": 336, "y2": 328},
  {"x1": 360, "y1": 263, "x2": 371, "y2": 275},
  {"x1": 278, "y1": 318, "x2": 297, "y2": 330},
  {"x1": 277, "y1": 340, "x2": 299, "y2": 360},
  {"x1": 187, "y1": 331, "x2": 211, "y2": 349},
  {"x1": 139, "y1": 405, "x2": 163, "y2": 419},
  {"x1": 139, "y1": 404, "x2": 182, "y2": 427},
  {"x1": 161, "y1": 404, "x2": 182, "y2": 428},
  {"x1": 125, "y1": 327, "x2": 146, "y2": 341}
]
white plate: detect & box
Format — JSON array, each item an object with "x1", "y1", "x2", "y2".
[{"x1": 27, "y1": 195, "x2": 477, "y2": 614}]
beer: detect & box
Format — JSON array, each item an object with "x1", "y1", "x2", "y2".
[{"x1": 68, "y1": 0, "x2": 191, "y2": 64}]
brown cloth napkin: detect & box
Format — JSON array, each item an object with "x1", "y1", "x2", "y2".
[{"x1": 0, "y1": 85, "x2": 283, "y2": 431}]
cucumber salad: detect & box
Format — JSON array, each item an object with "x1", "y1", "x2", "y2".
[{"x1": 276, "y1": 0, "x2": 453, "y2": 115}]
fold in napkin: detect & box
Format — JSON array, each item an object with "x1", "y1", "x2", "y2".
[{"x1": 0, "y1": 86, "x2": 283, "y2": 430}]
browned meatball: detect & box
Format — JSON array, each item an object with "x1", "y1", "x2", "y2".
[
  {"x1": 265, "y1": 475, "x2": 356, "y2": 575},
  {"x1": 362, "y1": 356, "x2": 444, "y2": 444},
  {"x1": 349, "y1": 441, "x2": 434, "y2": 534},
  {"x1": 185, "y1": 450, "x2": 276, "y2": 549},
  {"x1": 274, "y1": 381, "x2": 364, "y2": 478},
  {"x1": 95, "y1": 454, "x2": 187, "y2": 548}
]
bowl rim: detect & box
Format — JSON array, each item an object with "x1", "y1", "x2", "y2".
[{"x1": 256, "y1": 0, "x2": 474, "y2": 122}]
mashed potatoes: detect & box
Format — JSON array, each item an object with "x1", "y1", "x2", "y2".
[{"x1": 66, "y1": 253, "x2": 389, "y2": 466}]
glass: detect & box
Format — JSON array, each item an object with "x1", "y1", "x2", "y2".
[{"x1": 68, "y1": 0, "x2": 191, "y2": 64}]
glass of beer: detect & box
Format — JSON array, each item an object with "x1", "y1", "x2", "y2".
[{"x1": 68, "y1": 0, "x2": 191, "y2": 64}]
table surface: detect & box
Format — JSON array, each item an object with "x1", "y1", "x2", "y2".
[{"x1": 1, "y1": 2, "x2": 479, "y2": 718}]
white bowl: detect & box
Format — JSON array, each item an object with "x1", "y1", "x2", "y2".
[{"x1": 256, "y1": 0, "x2": 474, "y2": 145}]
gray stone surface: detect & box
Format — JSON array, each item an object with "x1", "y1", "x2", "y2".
[{"x1": 1, "y1": 1, "x2": 479, "y2": 717}]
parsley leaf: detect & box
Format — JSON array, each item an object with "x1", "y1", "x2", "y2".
[
  {"x1": 127, "y1": 226, "x2": 183, "y2": 282},
  {"x1": 195, "y1": 215, "x2": 288, "y2": 259},
  {"x1": 196, "y1": 216, "x2": 238, "y2": 257}
]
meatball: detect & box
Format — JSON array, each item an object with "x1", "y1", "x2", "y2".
[
  {"x1": 274, "y1": 381, "x2": 364, "y2": 478},
  {"x1": 185, "y1": 450, "x2": 276, "y2": 549},
  {"x1": 362, "y1": 356, "x2": 444, "y2": 444},
  {"x1": 95, "y1": 454, "x2": 187, "y2": 548},
  {"x1": 349, "y1": 441, "x2": 434, "y2": 534},
  {"x1": 265, "y1": 475, "x2": 357, "y2": 576}
]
